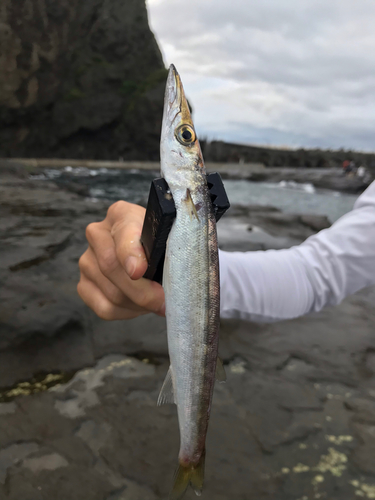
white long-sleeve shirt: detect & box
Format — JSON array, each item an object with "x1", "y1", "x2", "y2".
[{"x1": 219, "y1": 180, "x2": 375, "y2": 322}]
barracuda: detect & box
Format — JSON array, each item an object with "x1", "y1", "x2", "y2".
[{"x1": 158, "y1": 64, "x2": 225, "y2": 499}]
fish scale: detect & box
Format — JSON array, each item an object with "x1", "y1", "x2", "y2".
[{"x1": 158, "y1": 64, "x2": 222, "y2": 499}]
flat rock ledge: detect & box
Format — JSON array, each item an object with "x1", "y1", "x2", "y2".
[{"x1": 0, "y1": 169, "x2": 374, "y2": 499}]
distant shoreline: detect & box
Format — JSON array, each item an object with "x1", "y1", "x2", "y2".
[
  {"x1": 2, "y1": 157, "x2": 265, "y2": 173},
  {"x1": 1, "y1": 158, "x2": 371, "y2": 194}
]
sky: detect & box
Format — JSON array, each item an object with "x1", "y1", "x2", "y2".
[{"x1": 146, "y1": 0, "x2": 375, "y2": 152}]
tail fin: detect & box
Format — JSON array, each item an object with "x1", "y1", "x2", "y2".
[{"x1": 169, "y1": 450, "x2": 206, "y2": 499}]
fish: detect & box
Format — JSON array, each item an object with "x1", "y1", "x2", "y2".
[{"x1": 158, "y1": 64, "x2": 225, "y2": 499}]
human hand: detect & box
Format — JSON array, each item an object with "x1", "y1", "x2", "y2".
[{"x1": 77, "y1": 201, "x2": 165, "y2": 320}]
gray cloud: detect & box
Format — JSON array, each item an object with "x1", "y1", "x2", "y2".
[{"x1": 147, "y1": 0, "x2": 375, "y2": 151}]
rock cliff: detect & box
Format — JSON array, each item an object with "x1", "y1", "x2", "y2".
[{"x1": 0, "y1": 0, "x2": 167, "y2": 160}]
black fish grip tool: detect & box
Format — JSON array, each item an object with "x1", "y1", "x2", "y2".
[{"x1": 141, "y1": 172, "x2": 230, "y2": 284}]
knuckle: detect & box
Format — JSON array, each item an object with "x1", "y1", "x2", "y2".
[
  {"x1": 97, "y1": 248, "x2": 118, "y2": 276},
  {"x1": 96, "y1": 301, "x2": 115, "y2": 321},
  {"x1": 134, "y1": 288, "x2": 154, "y2": 310},
  {"x1": 107, "y1": 286, "x2": 125, "y2": 307},
  {"x1": 107, "y1": 200, "x2": 128, "y2": 219},
  {"x1": 78, "y1": 253, "x2": 88, "y2": 272},
  {"x1": 85, "y1": 222, "x2": 99, "y2": 242}
]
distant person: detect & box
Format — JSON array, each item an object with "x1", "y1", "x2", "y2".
[
  {"x1": 77, "y1": 181, "x2": 375, "y2": 323},
  {"x1": 357, "y1": 165, "x2": 366, "y2": 178},
  {"x1": 342, "y1": 160, "x2": 350, "y2": 173}
]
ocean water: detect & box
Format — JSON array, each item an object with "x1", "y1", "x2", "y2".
[
  {"x1": 223, "y1": 179, "x2": 358, "y2": 222},
  {"x1": 35, "y1": 166, "x2": 359, "y2": 223}
]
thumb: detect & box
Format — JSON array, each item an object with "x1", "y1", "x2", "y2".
[{"x1": 109, "y1": 206, "x2": 148, "y2": 280}]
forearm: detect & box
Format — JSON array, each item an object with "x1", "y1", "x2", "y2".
[
  {"x1": 219, "y1": 247, "x2": 315, "y2": 322},
  {"x1": 220, "y1": 181, "x2": 375, "y2": 322}
]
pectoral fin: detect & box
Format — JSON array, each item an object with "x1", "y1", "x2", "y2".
[
  {"x1": 185, "y1": 188, "x2": 199, "y2": 221},
  {"x1": 215, "y1": 357, "x2": 226, "y2": 383},
  {"x1": 157, "y1": 366, "x2": 175, "y2": 405}
]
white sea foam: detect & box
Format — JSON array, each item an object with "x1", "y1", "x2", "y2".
[
  {"x1": 89, "y1": 188, "x2": 106, "y2": 198},
  {"x1": 29, "y1": 173, "x2": 46, "y2": 180},
  {"x1": 44, "y1": 169, "x2": 62, "y2": 179},
  {"x1": 278, "y1": 180, "x2": 315, "y2": 193},
  {"x1": 62, "y1": 166, "x2": 120, "y2": 176}
]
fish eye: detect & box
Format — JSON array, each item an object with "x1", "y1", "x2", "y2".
[{"x1": 176, "y1": 125, "x2": 196, "y2": 146}]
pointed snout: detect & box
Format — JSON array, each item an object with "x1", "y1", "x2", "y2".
[
  {"x1": 163, "y1": 64, "x2": 193, "y2": 129},
  {"x1": 164, "y1": 64, "x2": 181, "y2": 110}
]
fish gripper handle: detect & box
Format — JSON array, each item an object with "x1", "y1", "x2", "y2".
[{"x1": 141, "y1": 172, "x2": 230, "y2": 284}]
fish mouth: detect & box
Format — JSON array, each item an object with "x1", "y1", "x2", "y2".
[
  {"x1": 163, "y1": 64, "x2": 193, "y2": 128},
  {"x1": 166, "y1": 64, "x2": 181, "y2": 108}
]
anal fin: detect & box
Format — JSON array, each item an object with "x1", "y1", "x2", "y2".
[
  {"x1": 215, "y1": 357, "x2": 226, "y2": 383},
  {"x1": 157, "y1": 366, "x2": 175, "y2": 405}
]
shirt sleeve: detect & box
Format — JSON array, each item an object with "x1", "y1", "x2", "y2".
[{"x1": 219, "y1": 180, "x2": 375, "y2": 322}]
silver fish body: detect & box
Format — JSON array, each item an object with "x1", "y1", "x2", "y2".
[{"x1": 159, "y1": 65, "x2": 221, "y2": 499}]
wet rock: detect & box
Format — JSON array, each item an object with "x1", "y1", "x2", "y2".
[
  {"x1": 0, "y1": 317, "x2": 94, "y2": 387},
  {"x1": 0, "y1": 349, "x2": 372, "y2": 499},
  {"x1": 363, "y1": 348, "x2": 375, "y2": 376},
  {"x1": 351, "y1": 423, "x2": 375, "y2": 475},
  {"x1": 314, "y1": 174, "x2": 370, "y2": 194},
  {"x1": 218, "y1": 216, "x2": 301, "y2": 252},
  {"x1": 0, "y1": 403, "x2": 16, "y2": 416},
  {"x1": 106, "y1": 486, "x2": 157, "y2": 500},
  {"x1": 91, "y1": 313, "x2": 168, "y2": 360},
  {"x1": 0, "y1": 175, "x2": 112, "y2": 382},
  {"x1": 345, "y1": 398, "x2": 375, "y2": 424},
  {"x1": 5, "y1": 231, "x2": 72, "y2": 272},
  {"x1": 22, "y1": 453, "x2": 68, "y2": 473},
  {"x1": 253, "y1": 212, "x2": 330, "y2": 240},
  {"x1": 0, "y1": 442, "x2": 39, "y2": 484},
  {"x1": 218, "y1": 204, "x2": 331, "y2": 253},
  {"x1": 0, "y1": 161, "x2": 31, "y2": 179},
  {"x1": 227, "y1": 204, "x2": 281, "y2": 217},
  {"x1": 76, "y1": 420, "x2": 112, "y2": 453},
  {"x1": 218, "y1": 165, "x2": 372, "y2": 193},
  {"x1": 0, "y1": 245, "x2": 47, "y2": 272},
  {"x1": 0, "y1": 172, "x2": 374, "y2": 499},
  {"x1": 53, "y1": 355, "x2": 156, "y2": 419},
  {"x1": 299, "y1": 214, "x2": 331, "y2": 232},
  {"x1": 6, "y1": 463, "x2": 116, "y2": 500}
]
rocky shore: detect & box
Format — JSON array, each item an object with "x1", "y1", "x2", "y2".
[
  {"x1": 4, "y1": 158, "x2": 373, "y2": 194},
  {"x1": 0, "y1": 167, "x2": 374, "y2": 499},
  {"x1": 214, "y1": 165, "x2": 372, "y2": 194}
]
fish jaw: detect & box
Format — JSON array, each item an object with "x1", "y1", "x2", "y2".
[
  {"x1": 160, "y1": 65, "x2": 205, "y2": 193},
  {"x1": 161, "y1": 64, "x2": 193, "y2": 135}
]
